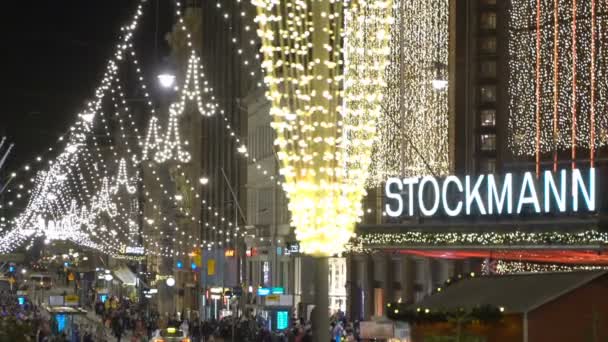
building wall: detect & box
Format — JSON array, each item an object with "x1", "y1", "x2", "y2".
[
  {"x1": 528, "y1": 274, "x2": 608, "y2": 342},
  {"x1": 452, "y1": 0, "x2": 506, "y2": 175},
  {"x1": 411, "y1": 314, "x2": 523, "y2": 342},
  {"x1": 348, "y1": 253, "x2": 473, "y2": 321}
]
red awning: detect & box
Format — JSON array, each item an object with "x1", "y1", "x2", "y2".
[{"x1": 397, "y1": 249, "x2": 608, "y2": 265}]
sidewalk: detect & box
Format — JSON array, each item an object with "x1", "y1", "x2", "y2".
[{"x1": 75, "y1": 309, "x2": 133, "y2": 342}]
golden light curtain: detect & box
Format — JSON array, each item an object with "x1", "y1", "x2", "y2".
[{"x1": 254, "y1": 0, "x2": 392, "y2": 256}]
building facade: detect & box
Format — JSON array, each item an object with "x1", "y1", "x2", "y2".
[{"x1": 349, "y1": 0, "x2": 608, "y2": 321}]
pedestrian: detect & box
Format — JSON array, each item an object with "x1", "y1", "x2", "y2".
[
  {"x1": 191, "y1": 320, "x2": 201, "y2": 342},
  {"x1": 112, "y1": 313, "x2": 124, "y2": 342},
  {"x1": 180, "y1": 318, "x2": 189, "y2": 337},
  {"x1": 83, "y1": 329, "x2": 94, "y2": 342}
]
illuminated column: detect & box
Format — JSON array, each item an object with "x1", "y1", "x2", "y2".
[
  {"x1": 254, "y1": 0, "x2": 392, "y2": 337},
  {"x1": 399, "y1": 255, "x2": 415, "y2": 304}
]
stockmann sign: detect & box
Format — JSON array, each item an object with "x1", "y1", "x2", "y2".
[{"x1": 385, "y1": 168, "x2": 597, "y2": 217}]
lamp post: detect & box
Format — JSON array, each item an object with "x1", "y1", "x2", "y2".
[
  {"x1": 155, "y1": 66, "x2": 178, "y2": 317},
  {"x1": 157, "y1": 74, "x2": 176, "y2": 89},
  {"x1": 200, "y1": 169, "x2": 247, "y2": 342},
  {"x1": 253, "y1": 1, "x2": 393, "y2": 340}
]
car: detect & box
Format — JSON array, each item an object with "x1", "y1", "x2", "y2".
[
  {"x1": 29, "y1": 274, "x2": 52, "y2": 290},
  {"x1": 151, "y1": 327, "x2": 190, "y2": 342}
]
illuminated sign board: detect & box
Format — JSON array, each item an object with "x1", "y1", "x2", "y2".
[
  {"x1": 271, "y1": 287, "x2": 285, "y2": 294},
  {"x1": 225, "y1": 249, "x2": 235, "y2": 257},
  {"x1": 257, "y1": 288, "x2": 271, "y2": 296},
  {"x1": 257, "y1": 287, "x2": 284, "y2": 296},
  {"x1": 125, "y1": 246, "x2": 145, "y2": 255},
  {"x1": 385, "y1": 168, "x2": 597, "y2": 217}
]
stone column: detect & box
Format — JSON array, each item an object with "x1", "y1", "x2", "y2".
[{"x1": 400, "y1": 255, "x2": 415, "y2": 304}]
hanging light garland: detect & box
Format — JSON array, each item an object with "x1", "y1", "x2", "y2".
[
  {"x1": 369, "y1": 0, "x2": 449, "y2": 184},
  {"x1": 358, "y1": 229, "x2": 608, "y2": 248},
  {"x1": 253, "y1": 0, "x2": 393, "y2": 256},
  {"x1": 507, "y1": 0, "x2": 608, "y2": 157}
]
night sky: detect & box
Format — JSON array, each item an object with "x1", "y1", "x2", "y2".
[{"x1": 0, "y1": 0, "x2": 173, "y2": 171}]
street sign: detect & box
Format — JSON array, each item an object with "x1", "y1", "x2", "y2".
[
  {"x1": 64, "y1": 295, "x2": 79, "y2": 306},
  {"x1": 271, "y1": 287, "x2": 284, "y2": 294},
  {"x1": 207, "y1": 259, "x2": 215, "y2": 276}
]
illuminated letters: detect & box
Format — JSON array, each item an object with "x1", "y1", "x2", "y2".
[
  {"x1": 516, "y1": 172, "x2": 541, "y2": 213},
  {"x1": 544, "y1": 170, "x2": 566, "y2": 212},
  {"x1": 442, "y1": 176, "x2": 463, "y2": 216},
  {"x1": 465, "y1": 175, "x2": 486, "y2": 215},
  {"x1": 418, "y1": 176, "x2": 440, "y2": 216},
  {"x1": 385, "y1": 177, "x2": 403, "y2": 217},
  {"x1": 487, "y1": 174, "x2": 512, "y2": 214},
  {"x1": 403, "y1": 177, "x2": 419, "y2": 216},
  {"x1": 572, "y1": 168, "x2": 596, "y2": 211},
  {"x1": 384, "y1": 168, "x2": 597, "y2": 218}
]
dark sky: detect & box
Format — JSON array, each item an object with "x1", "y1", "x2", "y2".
[{"x1": 0, "y1": 0, "x2": 173, "y2": 171}]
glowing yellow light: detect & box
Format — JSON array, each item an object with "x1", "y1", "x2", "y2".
[{"x1": 254, "y1": 0, "x2": 393, "y2": 256}]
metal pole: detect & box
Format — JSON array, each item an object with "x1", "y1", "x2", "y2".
[
  {"x1": 232, "y1": 202, "x2": 237, "y2": 342},
  {"x1": 313, "y1": 257, "x2": 329, "y2": 342}
]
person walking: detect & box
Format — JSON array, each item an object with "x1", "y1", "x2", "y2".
[{"x1": 112, "y1": 313, "x2": 125, "y2": 342}]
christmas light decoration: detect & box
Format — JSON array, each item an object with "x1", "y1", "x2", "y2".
[
  {"x1": 0, "y1": 0, "x2": 270, "y2": 257},
  {"x1": 142, "y1": 117, "x2": 162, "y2": 161},
  {"x1": 254, "y1": 0, "x2": 392, "y2": 256},
  {"x1": 92, "y1": 177, "x2": 118, "y2": 217},
  {"x1": 508, "y1": 0, "x2": 608, "y2": 161},
  {"x1": 112, "y1": 158, "x2": 136, "y2": 194},
  {"x1": 369, "y1": 0, "x2": 449, "y2": 184},
  {"x1": 155, "y1": 103, "x2": 192, "y2": 163},
  {"x1": 485, "y1": 259, "x2": 608, "y2": 274},
  {"x1": 358, "y1": 229, "x2": 608, "y2": 248}
]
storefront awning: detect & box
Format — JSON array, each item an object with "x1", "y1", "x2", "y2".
[{"x1": 114, "y1": 266, "x2": 138, "y2": 286}]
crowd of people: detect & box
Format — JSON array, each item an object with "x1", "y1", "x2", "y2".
[
  {"x1": 0, "y1": 286, "x2": 361, "y2": 342},
  {"x1": 90, "y1": 296, "x2": 362, "y2": 342}
]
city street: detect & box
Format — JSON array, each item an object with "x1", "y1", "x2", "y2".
[{"x1": 3, "y1": 0, "x2": 608, "y2": 341}]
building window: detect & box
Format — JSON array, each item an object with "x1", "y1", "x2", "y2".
[
  {"x1": 480, "y1": 109, "x2": 496, "y2": 127},
  {"x1": 480, "y1": 134, "x2": 496, "y2": 151},
  {"x1": 480, "y1": 159, "x2": 497, "y2": 174},
  {"x1": 263, "y1": 261, "x2": 270, "y2": 286},
  {"x1": 480, "y1": 85, "x2": 497, "y2": 103},
  {"x1": 479, "y1": 37, "x2": 497, "y2": 54},
  {"x1": 480, "y1": 60, "x2": 497, "y2": 78},
  {"x1": 480, "y1": 12, "x2": 497, "y2": 30}
]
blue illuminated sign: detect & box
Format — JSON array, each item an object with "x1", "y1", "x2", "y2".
[
  {"x1": 191, "y1": 262, "x2": 197, "y2": 270},
  {"x1": 257, "y1": 288, "x2": 271, "y2": 296},
  {"x1": 17, "y1": 297, "x2": 25, "y2": 306},
  {"x1": 56, "y1": 314, "x2": 67, "y2": 333},
  {"x1": 176, "y1": 261, "x2": 183, "y2": 269},
  {"x1": 276, "y1": 311, "x2": 289, "y2": 330},
  {"x1": 271, "y1": 287, "x2": 284, "y2": 294},
  {"x1": 8, "y1": 266, "x2": 15, "y2": 273}
]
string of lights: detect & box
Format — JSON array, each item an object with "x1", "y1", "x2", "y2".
[
  {"x1": 508, "y1": 0, "x2": 608, "y2": 157},
  {"x1": 484, "y1": 259, "x2": 608, "y2": 274},
  {"x1": 254, "y1": 0, "x2": 393, "y2": 256},
  {"x1": 358, "y1": 229, "x2": 608, "y2": 248},
  {"x1": 369, "y1": 0, "x2": 449, "y2": 184}
]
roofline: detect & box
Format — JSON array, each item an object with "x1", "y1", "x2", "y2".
[{"x1": 525, "y1": 270, "x2": 608, "y2": 313}]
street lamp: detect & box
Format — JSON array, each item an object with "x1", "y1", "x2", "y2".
[
  {"x1": 432, "y1": 79, "x2": 448, "y2": 90},
  {"x1": 104, "y1": 274, "x2": 113, "y2": 281},
  {"x1": 157, "y1": 73, "x2": 176, "y2": 89},
  {"x1": 199, "y1": 177, "x2": 209, "y2": 185},
  {"x1": 166, "y1": 277, "x2": 176, "y2": 287}
]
